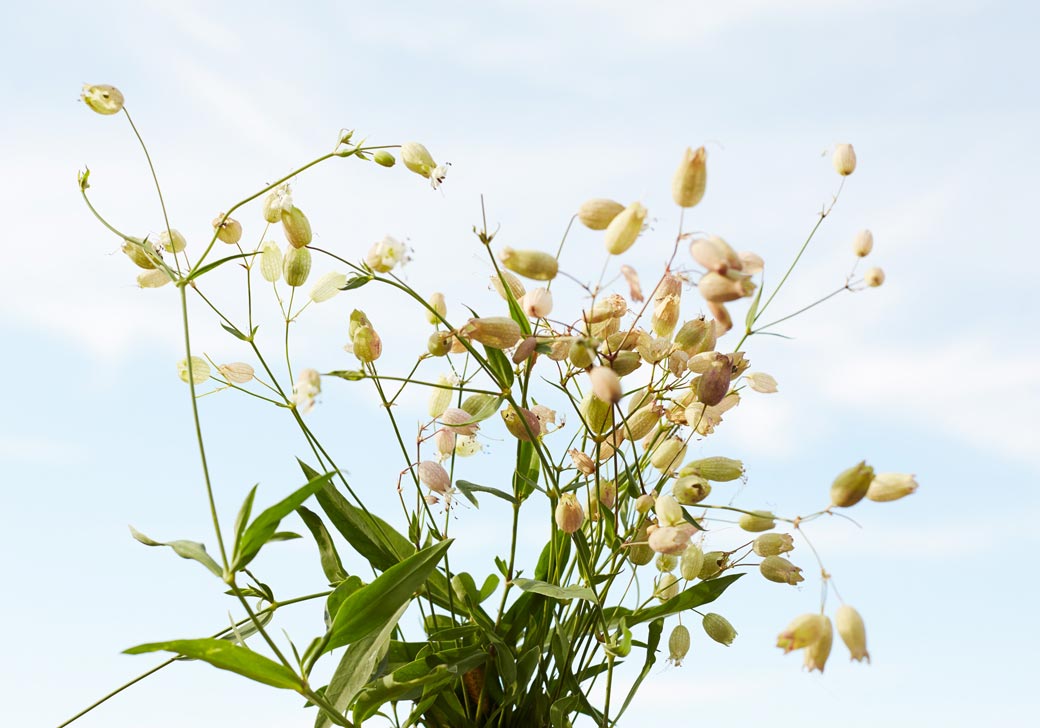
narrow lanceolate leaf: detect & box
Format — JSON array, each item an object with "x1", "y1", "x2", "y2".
[
  {"x1": 454, "y1": 479, "x2": 517, "y2": 507},
  {"x1": 629, "y1": 573, "x2": 742, "y2": 626},
  {"x1": 233, "y1": 473, "x2": 332, "y2": 571},
  {"x1": 616, "y1": 618, "x2": 664, "y2": 719},
  {"x1": 325, "y1": 539, "x2": 453, "y2": 652},
  {"x1": 129, "y1": 526, "x2": 222, "y2": 578},
  {"x1": 124, "y1": 638, "x2": 302, "y2": 691},
  {"x1": 511, "y1": 578, "x2": 598, "y2": 603},
  {"x1": 746, "y1": 275, "x2": 764, "y2": 330},
  {"x1": 297, "y1": 505, "x2": 348, "y2": 584}
]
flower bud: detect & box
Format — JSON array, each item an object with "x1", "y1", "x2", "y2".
[
  {"x1": 668, "y1": 624, "x2": 691, "y2": 665},
  {"x1": 283, "y1": 245, "x2": 312, "y2": 287},
  {"x1": 835, "y1": 605, "x2": 870, "y2": 662},
  {"x1": 650, "y1": 437, "x2": 687, "y2": 474},
  {"x1": 804, "y1": 616, "x2": 833, "y2": 673},
  {"x1": 569, "y1": 449, "x2": 596, "y2": 475},
  {"x1": 137, "y1": 269, "x2": 172, "y2": 288},
  {"x1": 674, "y1": 318, "x2": 716, "y2": 355},
  {"x1": 866, "y1": 472, "x2": 918, "y2": 502},
  {"x1": 365, "y1": 235, "x2": 409, "y2": 273},
  {"x1": 628, "y1": 521, "x2": 655, "y2": 565},
  {"x1": 680, "y1": 456, "x2": 744, "y2": 482},
  {"x1": 648, "y1": 524, "x2": 696, "y2": 555},
  {"x1": 157, "y1": 229, "x2": 187, "y2": 253},
  {"x1": 672, "y1": 146, "x2": 707, "y2": 208},
  {"x1": 428, "y1": 331, "x2": 452, "y2": 356},
  {"x1": 760, "y1": 556, "x2": 804, "y2": 585},
  {"x1": 690, "y1": 235, "x2": 742, "y2": 274},
  {"x1": 673, "y1": 475, "x2": 711, "y2": 505},
  {"x1": 309, "y1": 271, "x2": 348, "y2": 303},
  {"x1": 589, "y1": 366, "x2": 622, "y2": 404},
  {"x1": 852, "y1": 229, "x2": 874, "y2": 257},
  {"x1": 260, "y1": 240, "x2": 282, "y2": 282},
  {"x1": 501, "y1": 405, "x2": 541, "y2": 441},
  {"x1": 372, "y1": 150, "x2": 396, "y2": 167},
  {"x1": 656, "y1": 553, "x2": 678, "y2": 572},
  {"x1": 739, "y1": 510, "x2": 776, "y2": 532},
  {"x1": 122, "y1": 238, "x2": 158, "y2": 269},
  {"x1": 753, "y1": 533, "x2": 795, "y2": 557},
  {"x1": 830, "y1": 461, "x2": 875, "y2": 508},
  {"x1": 744, "y1": 371, "x2": 778, "y2": 393},
  {"x1": 177, "y1": 356, "x2": 210, "y2": 384},
  {"x1": 81, "y1": 84, "x2": 124, "y2": 115},
  {"x1": 680, "y1": 543, "x2": 705, "y2": 580},
  {"x1": 577, "y1": 198, "x2": 625, "y2": 230},
  {"x1": 702, "y1": 613, "x2": 737, "y2": 646},
  {"x1": 655, "y1": 572, "x2": 680, "y2": 602},
  {"x1": 212, "y1": 214, "x2": 243, "y2": 245},
  {"x1": 579, "y1": 391, "x2": 613, "y2": 434},
  {"x1": 604, "y1": 202, "x2": 647, "y2": 255},
  {"x1": 864, "y1": 267, "x2": 885, "y2": 287},
  {"x1": 833, "y1": 143, "x2": 857, "y2": 176},
  {"x1": 520, "y1": 287, "x2": 553, "y2": 318},
  {"x1": 281, "y1": 206, "x2": 312, "y2": 249},
  {"x1": 610, "y1": 351, "x2": 642, "y2": 377},
  {"x1": 262, "y1": 185, "x2": 293, "y2": 223},
  {"x1": 635, "y1": 492, "x2": 655, "y2": 514},
  {"x1": 417, "y1": 460, "x2": 451, "y2": 494},
  {"x1": 218, "y1": 362, "x2": 254, "y2": 384},
  {"x1": 491, "y1": 271, "x2": 526, "y2": 300},
  {"x1": 698, "y1": 272, "x2": 754, "y2": 304},
  {"x1": 400, "y1": 142, "x2": 437, "y2": 178},
  {"x1": 499, "y1": 247, "x2": 558, "y2": 281},
  {"x1": 697, "y1": 356, "x2": 731, "y2": 407},
  {"x1": 555, "y1": 493, "x2": 585, "y2": 534},
  {"x1": 462, "y1": 316, "x2": 522, "y2": 349},
  {"x1": 426, "y1": 292, "x2": 447, "y2": 324},
  {"x1": 440, "y1": 407, "x2": 480, "y2": 435},
  {"x1": 777, "y1": 613, "x2": 828, "y2": 654},
  {"x1": 428, "y1": 375, "x2": 456, "y2": 418},
  {"x1": 699, "y1": 551, "x2": 727, "y2": 580},
  {"x1": 349, "y1": 309, "x2": 382, "y2": 363},
  {"x1": 586, "y1": 294, "x2": 628, "y2": 325},
  {"x1": 568, "y1": 340, "x2": 594, "y2": 369}
]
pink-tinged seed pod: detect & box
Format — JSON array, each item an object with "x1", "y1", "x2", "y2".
[
  {"x1": 739, "y1": 510, "x2": 776, "y2": 532},
  {"x1": 864, "y1": 267, "x2": 885, "y2": 287},
  {"x1": 648, "y1": 524, "x2": 696, "y2": 556},
  {"x1": 680, "y1": 543, "x2": 705, "y2": 580},
  {"x1": 697, "y1": 357, "x2": 731, "y2": 407},
  {"x1": 830, "y1": 461, "x2": 875, "y2": 508},
  {"x1": 281, "y1": 206, "x2": 312, "y2": 249},
  {"x1": 501, "y1": 405, "x2": 541, "y2": 442},
  {"x1": 461, "y1": 316, "x2": 522, "y2": 349},
  {"x1": 577, "y1": 198, "x2": 625, "y2": 230},
  {"x1": 513, "y1": 336, "x2": 538, "y2": 364},
  {"x1": 212, "y1": 213, "x2": 243, "y2": 245},
  {"x1": 440, "y1": 407, "x2": 480, "y2": 435},
  {"x1": 672, "y1": 146, "x2": 708, "y2": 208},
  {"x1": 597, "y1": 480, "x2": 617, "y2": 509},
  {"x1": 604, "y1": 202, "x2": 647, "y2": 255},
  {"x1": 218, "y1": 362, "x2": 254, "y2": 384},
  {"x1": 283, "y1": 246, "x2": 312, "y2": 287},
  {"x1": 739, "y1": 251, "x2": 764, "y2": 275},
  {"x1": 776, "y1": 614, "x2": 828, "y2": 654},
  {"x1": 708, "y1": 301, "x2": 732, "y2": 335},
  {"x1": 521, "y1": 287, "x2": 553, "y2": 318},
  {"x1": 690, "y1": 235, "x2": 742, "y2": 274},
  {"x1": 417, "y1": 461, "x2": 451, "y2": 494},
  {"x1": 655, "y1": 494, "x2": 685, "y2": 527},
  {"x1": 490, "y1": 270, "x2": 526, "y2": 300},
  {"x1": 351, "y1": 325, "x2": 382, "y2": 363},
  {"x1": 804, "y1": 616, "x2": 833, "y2": 673},
  {"x1": 833, "y1": 143, "x2": 857, "y2": 176},
  {"x1": 753, "y1": 533, "x2": 795, "y2": 557},
  {"x1": 835, "y1": 605, "x2": 870, "y2": 662},
  {"x1": 867, "y1": 473, "x2": 919, "y2": 502},
  {"x1": 759, "y1": 556, "x2": 804, "y2": 585},
  {"x1": 654, "y1": 273, "x2": 684, "y2": 302},
  {"x1": 498, "y1": 247, "x2": 559, "y2": 281},
  {"x1": 433, "y1": 428, "x2": 456, "y2": 458},
  {"x1": 555, "y1": 493, "x2": 585, "y2": 534},
  {"x1": 702, "y1": 613, "x2": 737, "y2": 646},
  {"x1": 82, "y1": 84, "x2": 125, "y2": 115},
  {"x1": 589, "y1": 366, "x2": 622, "y2": 403},
  {"x1": 569, "y1": 448, "x2": 596, "y2": 475},
  {"x1": 620, "y1": 264, "x2": 644, "y2": 302},
  {"x1": 852, "y1": 229, "x2": 874, "y2": 257},
  {"x1": 698, "y1": 271, "x2": 754, "y2": 304}
]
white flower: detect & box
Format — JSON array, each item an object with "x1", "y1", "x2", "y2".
[
  {"x1": 365, "y1": 235, "x2": 410, "y2": 273},
  {"x1": 430, "y1": 164, "x2": 449, "y2": 190},
  {"x1": 293, "y1": 368, "x2": 321, "y2": 414},
  {"x1": 262, "y1": 185, "x2": 293, "y2": 223}
]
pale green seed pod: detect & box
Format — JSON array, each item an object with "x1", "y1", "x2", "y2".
[
  {"x1": 835, "y1": 605, "x2": 870, "y2": 662},
  {"x1": 634, "y1": 493, "x2": 655, "y2": 514},
  {"x1": 673, "y1": 475, "x2": 711, "y2": 505},
  {"x1": 372, "y1": 150, "x2": 396, "y2": 168},
  {"x1": 655, "y1": 572, "x2": 679, "y2": 602},
  {"x1": 680, "y1": 456, "x2": 744, "y2": 482},
  {"x1": 699, "y1": 551, "x2": 727, "y2": 580},
  {"x1": 262, "y1": 186, "x2": 292, "y2": 223},
  {"x1": 655, "y1": 494, "x2": 684, "y2": 527},
  {"x1": 777, "y1": 613, "x2": 828, "y2": 654},
  {"x1": 177, "y1": 356, "x2": 210, "y2": 384},
  {"x1": 425, "y1": 292, "x2": 447, "y2": 325},
  {"x1": 628, "y1": 522, "x2": 654, "y2": 566},
  {"x1": 577, "y1": 198, "x2": 625, "y2": 230},
  {"x1": 866, "y1": 473, "x2": 919, "y2": 502},
  {"x1": 283, "y1": 245, "x2": 312, "y2": 287},
  {"x1": 81, "y1": 84, "x2": 124, "y2": 115},
  {"x1": 428, "y1": 331, "x2": 452, "y2": 357},
  {"x1": 830, "y1": 461, "x2": 875, "y2": 508},
  {"x1": 672, "y1": 146, "x2": 707, "y2": 208},
  {"x1": 702, "y1": 613, "x2": 736, "y2": 646},
  {"x1": 621, "y1": 406, "x2": 660, "y2": 442},
  {"x1": 218, "y1": 362, "x2": 254, "y2": 384},
  {"x1": 428, "y1": 376, "x2": 455, "y2": 418},
  {"x1": 759, "y1": 556, "x2": 804, "y2": 585},
  {"x1": 651, "y1": 295, "x2": 680, "y2": 337},
  {"x1": 680, "y1": 543, "x2": 705, "y2": 581},
  {"x1": 668, "y1": 624, "x2": 691, "y2": 665},
  {"x1": 309, "y1": 272, "x2": 348, "y2": 303},
  {"x1": 804, "y1": 616, "x2": 833, "y2": 673},
  {"x1": 462, "y1": 316, "x2": 522, "y2": 349},
  {"x1": 260, "y1": 240, "x2": 282, "y2": 282},
  {"x1": 122, "y1": 238, "x2": 157, "y2": 269},
  {"x1": 604, "y1": 201, "x2": 647, "y2": 255},
  {"x1": 739, "y1": 510, "x2": 776, "y2": 532},
  {"x1": 650, "y1": 437, "x2": 687, "y2": 473},
  {"x1": 491, "y1": 270, "x2": 526, "y2": 300},
  {"x1": 656, "y1": 553, "x2": 678, "y2": 572},
  {"x1": 137, "y1": 269, "x2": 172, "y2": 288},
  {"x1": 579, "y1": 391, "x2": 613, "y2": 434},
  {"x1": 157, "y1": 229, "x2": 187, "y2": 253},
  {"x1": 499, "y1": 247, "x2": 559, "y2": 281},
  {"x1": 281, "y1": 206, "x2": 312, "y2": 249},
  {"x1": 569, "y1": 340, "x2": 595, "y2": 369},
  {"x1": 610, "y1": 351, "x2": 642, "y2": 377},
  {"x1": 212, "y1": 214, "x2": 243, "y2": 245},
  {"x1": 555, "y1": 493, "x2": 584, "y2": 534},
  {"x1": 753, "y1": 533, "x2": 795, "y2": 557},
  {"x1": 674, "y1": 318, "x2": 715, "y2": 355}
]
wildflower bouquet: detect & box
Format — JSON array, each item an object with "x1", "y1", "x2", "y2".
[{"x1": 69, "y1": 84, "x2": 915, "y2": 728}]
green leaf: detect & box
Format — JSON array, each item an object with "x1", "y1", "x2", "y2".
[
  {"x1": 124, "y1": 638, "x2": 302, "y2": 691},
  {"x1": 550, "y1": 694, "x2": 579, "y2": 728},
  {"x1": 233, "y1": 473, "x2": 332, "y2": 571},
  {"x1": 746, "y1": 274, "x2": 765, "y2": 329},
  {"x1": 629, "y1": 573, "x2": 742, "y2": 626},
  {"x1": 511, "y1": 578, "x2": 597, "y2": 603},
  {"x1": 483, "y1": 345, "x2": 514, "y2": 389},
  {"x1": 460, "y1": 394, "x2": 503, "y2": 423},
  {"x1": 341, "y1": 274, "x2": 372, "y2": 291},
  {"x1": 129, "y1": 526, "x2": 222, "y2": 578},
  {"x1": 326, "y1": 539, "x2": 453, "y2": 651},
  {"x1": 513, "y1": 440, "x2": 541, "y2": 500},
  {"x1": 478, "y1": 574, "x2": 500, "y2": 603},
  {"x1": 297, "y1": 505, "x2": 348, "y2": 584},
  {"x1": 190, "y1": 251, "x2": 259, "y2": 281},
  {"x1": 326, "y1": 576, "x2": 365, "y2": 627},
  {"x1": 454, "y1": 480, "x2": 517, "y2": 507},
  {"x1": 615, "y1": 618, "x2": 663, "y2": 719},
  {"x1": 326, "y1": 369, "x2": 366, "y2": 382},
  {"x1": 220, "y1": 321, "x2": 252, "y2": 342},
  {"x1": 233, "y1": 486, "x2": 258, "y2": 554}
]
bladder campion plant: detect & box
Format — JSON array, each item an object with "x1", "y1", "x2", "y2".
[{"x1": 67, "y1": 84, "x2": 916, "y2": 728}]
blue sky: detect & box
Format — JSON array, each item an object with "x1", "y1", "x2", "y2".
[{"x1": 2, "y1": 1, "x2": 1039, "y2": 726}]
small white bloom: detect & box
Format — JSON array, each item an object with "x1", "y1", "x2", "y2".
[
  {"x1": 745, "y1": 371, "x2": 778, "y2": 393},
  {"x1": 454, "y1": 434, "x2": 483, "y2": 457},
  {"x1": 430, "y1": 164, "x2": 449, "y2": 189},
  {"x1": 365, "y1": 235, "x2": 410, "y2": 273},
  {"x1": 262, "y1": 185, "x2": 293, "y2": 223},
  {"x1": 293, "y1": 368, "x2": 321, "y2": 414}
]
